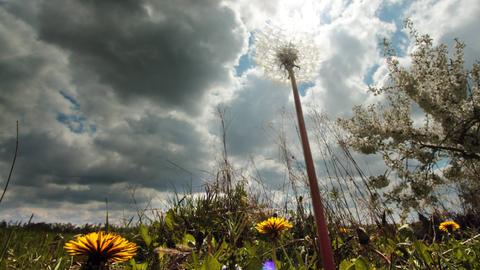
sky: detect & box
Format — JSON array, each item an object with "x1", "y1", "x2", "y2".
[{"x1": 0, "y1": 0, "x2": 479, "y2": 224}]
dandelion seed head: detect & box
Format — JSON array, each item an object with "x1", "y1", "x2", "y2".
[{"x1": 254, "y1": 24, "x2": 321, "y2": 83}]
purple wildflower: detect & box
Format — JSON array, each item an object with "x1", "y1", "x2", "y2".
[{"x1": 262, "y1": 260, "x2": 275, "y2": 270}]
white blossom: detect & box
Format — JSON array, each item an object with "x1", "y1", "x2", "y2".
[{"x1": 338, "y1": 24, "x2": 480, "y2": 213}]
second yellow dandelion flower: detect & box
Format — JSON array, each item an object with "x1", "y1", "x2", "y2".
[
  {"x1": 256, "y1": 216, "x2": 293, "y2": 239},
  {"x1": 439, "y1": 220, "x2": 460, "y2": 233}
]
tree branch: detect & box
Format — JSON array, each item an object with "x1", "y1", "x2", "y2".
[{"x1": 418, "y1": 142, "x2": 480, "y2": 160}]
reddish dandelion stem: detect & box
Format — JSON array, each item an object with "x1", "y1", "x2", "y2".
[{"x1": 287, "y1": 67, "x2": 336, "y2": 270}]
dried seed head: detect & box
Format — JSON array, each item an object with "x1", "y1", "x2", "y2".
[
  {"x1": 276, "y1": 43, "x2": 299, "y2": 70},
  {"x1": 254, "y1": 24, "x2": 321, "y2": 83}
]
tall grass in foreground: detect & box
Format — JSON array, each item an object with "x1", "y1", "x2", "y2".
[
  {"x1": 2, "y1": 179, "x2": 480, "y2": 269},
  {"x1": 1, "y1": 110, "x2": 480, "y2": 269},
  {"x1": 1, "y1": 222, "x2": 73, "y2": 269}
]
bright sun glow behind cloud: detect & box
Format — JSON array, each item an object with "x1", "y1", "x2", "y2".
[{"x1": 271, "y1": 0, "x2": 324, "y2": 33}]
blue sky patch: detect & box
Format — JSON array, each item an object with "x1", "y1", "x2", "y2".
[
  {"x1": 235, "y1": 53, "x2": 253, "y2": 76},
  {"x1": 364, "y1": 64, "x2": 380, "y2": 86},
  {"x1": 59, "y1": 90, "x2": 80, "y2": 110},
  {"x1": 299, "y1": 81, "x2": 315, "y2": 96},
  {"x1": 378, "y1": 1, "x2": 411, "y2": 57},
  {"x1": 235, "y1": 33, "x2": 255, "y2": 76},
  {"x1": 435, "y1": 158, "x2": 450, "y2": 169},
  {"x1": 56, "y1": 112, "x2": 91, "y2": 134}
]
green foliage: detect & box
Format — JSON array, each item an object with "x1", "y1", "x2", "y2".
[
  {"x1": 339, "y1": 256, "x2": 372, "y2": 270},
  {"x1": 139, "y1": 224, "x2": 152, "y2": 248},
  {"x1": 2, "y1": 184, "x2": 480, "y2": 269},
  {"x1": 0, "y1": 226, "x2": 71, "y2": 269},
  {"x1": 412, "y1": 240, "x2": 433, "y2": 266},
  {"x1": 1, "y1": 210, "x2": 480, "y2": 269},
  {"x1": 129, "y1": 260, "x2": 149, "y2": 270}
]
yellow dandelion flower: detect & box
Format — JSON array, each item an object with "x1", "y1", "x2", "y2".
[
  {"x1": 64, "y1": 231, "x2": 137, "y2": 266},
  {"x1": 439, "y1": 220, "x2": 460, "y2": 233},
  {"x1": 339, "y1": 227, "x2": 349, "y2": 234},
  {"x1": 256, "y1": 216, "x2": 293, "y2": 239}
]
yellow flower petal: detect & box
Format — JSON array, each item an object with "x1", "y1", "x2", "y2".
[
  {"x1": 256, "y1": 216, "x2": 293, "y2": 239},
  {"x1": 64, "y1": 231, "x2": 137, "y2": 263},
  {"x1": 439, "y1": 220, "x2": 460, "y2": 233}
]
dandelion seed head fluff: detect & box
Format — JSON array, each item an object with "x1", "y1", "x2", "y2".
[{"x1": 254, "y1": 24, "x2": 321, "y2": 83}]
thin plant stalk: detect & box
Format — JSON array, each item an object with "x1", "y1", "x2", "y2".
[
  {"x1": 287, "y1": 67, "x2": 336, "y2": 270},
  {"x1": 0, "y1": 120, "x2": 18, "y2": 205},
  {"x1": 271, "y1": 243, "x2": 277, "y2": 265}
]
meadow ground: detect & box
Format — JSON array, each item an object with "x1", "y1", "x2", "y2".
[{"x1": 1, "y1": 183, "x2": 480, "y2": 270}]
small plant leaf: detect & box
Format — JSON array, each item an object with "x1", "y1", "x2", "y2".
[
  {"x1": 165, "y1": 209, "x2": 175, "y2": 230},
  {"x1": 353, "y1": 256, "x2": 370, "y2": 270},
  {"x1": 132, "y1": 262, "x2": 148, "y2": 270},
  {"x1": 183, "y1": 233, "x2": 196, "y2": 247},
  {"x1": 413, "y1": 240, "x2": 433, "y2": 265},
  {"x1": 201, "y1": 254, "x2": 222, "y2": 270},
  {"x1": 339, "y1": 259, "x2": 354, "y2": 270},
  {"x1": 139, "y1": 224, "x2": 152, "y2": 247},
  {"x1": 53, "y1": 258, "x2": 62, "y2": 270}
]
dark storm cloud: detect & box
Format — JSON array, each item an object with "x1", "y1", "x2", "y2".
[
  {"x1": 34, "y1": 0, "x2": 245, "y2": 113},
  {"x1": 0, "y1": 113, "x2": 210, "y2": 203},
  {"x1": 1, "y1": 183, "x2": 142, "y2": 209},
  {"x1": 256, "y1": 166, "x2": 286, "y2": 189},
  {"x1": 0, "y1": 55, "x2": 45, "y2": 93},
  {"x1": 219, "y1": 72, "x2": 290, "y2": 157},
  {"x1": 0, "y1": 132, "x2": 89, "y2": 188},
  {"x1": 92, "y1": 113, "x2": 210, "y2": 188},
  {"x1": 0, "y1": 0, "x2": 245, "y2": 223}
]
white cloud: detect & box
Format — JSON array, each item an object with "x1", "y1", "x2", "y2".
[
  {"x1": 302, "y1": 1, "x2": 396, "y2": 117},
  {"x1": 0, "y1": 0, "x2": 478, "y2": 223},
  {"x1": 408, "y1": 0, "x2": 480, "y2": 65}
]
